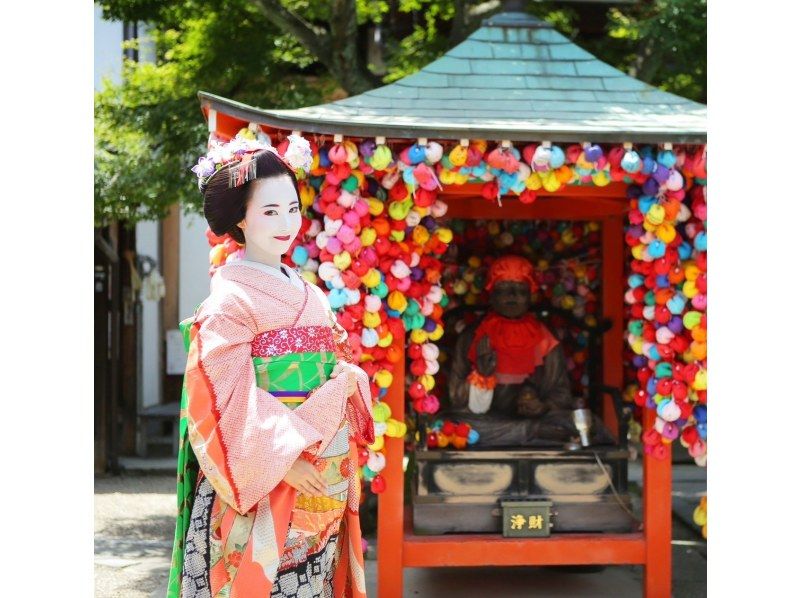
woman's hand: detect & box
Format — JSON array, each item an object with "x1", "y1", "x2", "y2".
[
  {"x1": 330, "y1": 360, "x2": 358, "y2": 396},
  {"x1": 282, "y1": 457, "x2": 327, "y2": 496}
]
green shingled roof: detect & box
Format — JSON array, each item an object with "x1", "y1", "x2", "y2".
[{"x1": 199, "y1": 11, "x2": 706, "y2": 143}]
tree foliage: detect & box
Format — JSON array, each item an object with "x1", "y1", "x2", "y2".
[{"x1": 95, "y1": 0, "x2": 706, "y2": 226}]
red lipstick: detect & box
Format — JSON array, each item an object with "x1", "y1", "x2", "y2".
[{"x1": 274, "y1": 235, "x2": 291, "y2": 241}]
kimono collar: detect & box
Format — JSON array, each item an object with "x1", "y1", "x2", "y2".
[{"x1": 213, "y1": 261, "x2": 310, "y2": 310}]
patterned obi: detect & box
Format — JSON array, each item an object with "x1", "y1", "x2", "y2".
[{"x1": 251, "y1": 325, "x2": 337, "y2": 409}]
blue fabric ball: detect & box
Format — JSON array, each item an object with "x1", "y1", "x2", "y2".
[{"x1": 291, "y1": 245, "x2": 309, "y2": 266}]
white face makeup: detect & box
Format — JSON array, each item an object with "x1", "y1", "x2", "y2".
[{"x1": 238, "y1": 175, "x2": 302, "y2": 266}]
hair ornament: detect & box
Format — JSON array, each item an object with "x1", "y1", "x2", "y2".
[{"x1": 192, "y1": 129, "x2": 312, "y2": 191}]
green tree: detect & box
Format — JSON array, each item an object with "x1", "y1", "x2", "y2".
[{"x1": 587, "y1": 0, "x2": 707, "y2": 103}]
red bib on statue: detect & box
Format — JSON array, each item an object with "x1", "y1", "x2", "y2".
[{"x1": 467, "y1": 312, "x2": 559, "y2": 376}]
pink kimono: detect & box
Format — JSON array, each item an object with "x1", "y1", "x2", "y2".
[{"x1": 170, "y1": 261, "x2": 374, "y2": 597}]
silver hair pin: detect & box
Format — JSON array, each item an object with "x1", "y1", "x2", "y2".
[{"x1": 227, "y1": 157, "x2": 258, "y2": 188}]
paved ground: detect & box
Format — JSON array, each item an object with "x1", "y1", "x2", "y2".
[{"x1": 95, "y1": 463, "x2": 705, "y2": 597}]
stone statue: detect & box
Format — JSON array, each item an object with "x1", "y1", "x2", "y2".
[{"x1": 444, "y1": 255, "x2": 614, "y2": 448}]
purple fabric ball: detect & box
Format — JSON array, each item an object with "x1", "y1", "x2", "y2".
[
  {"x1": 667, "y1": 316, "x2": 684, "y2": 334},
  {"x1": 643, "y1": 177, "x2": 660, "y2": 196},
  {"x1": 629, "y1": 225, "x2": 645, "y2": 238},
  {"x1": 585, "y1": 144, "x2": 604, "y2": 162},
  {"x1": 652, "y1": 163, "x2": 670, "y2": 185},
  {"x1": 423, "y1": 318, "x2": 437, "y2": 333},
  {"x1": 359, "y1": 139, "x2": 376, "y2": 158},
  {"x1": 421, "y1": 216, "x2": 437, "y2": 231}
]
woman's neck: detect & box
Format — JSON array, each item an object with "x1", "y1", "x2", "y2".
[{"x1": 243, "y1": 246, "x2": 282, "y2": 268}]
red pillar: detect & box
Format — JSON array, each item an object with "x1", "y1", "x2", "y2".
[
  {"x1": 377, "y1": 338, "x2": 406, "y2": 597},
  {"x1": 642, "y1": 408, "x2": 672, "y2": 598}
]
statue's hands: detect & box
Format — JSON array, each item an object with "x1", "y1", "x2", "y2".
[
  {"x1": 517, "y1": 386, "x2": 550, "y2": 418},
  {"x1": 475, "y1": 335, "x2": 497, "y2": 377}
]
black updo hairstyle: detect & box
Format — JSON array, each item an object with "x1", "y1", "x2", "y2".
[{"x1": 202, "y1": 149, "x2": 300, "y2": 244}]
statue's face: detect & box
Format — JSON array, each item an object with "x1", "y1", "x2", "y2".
[{"x1": 489, "y1": 280, "x2": 531, "y2": 318}]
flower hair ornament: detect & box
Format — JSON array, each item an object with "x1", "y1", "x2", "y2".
[{"x1": 191, "y1": 128, "x2": 313, "y2": 192}]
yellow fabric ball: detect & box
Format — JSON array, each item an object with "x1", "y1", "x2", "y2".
[
  {"x1": 360, "y1": 227, "x2": 377, "y2": 247},
  {"x1": 299, "y1": 270, "x2": 318, "y2": 284},
  {"x1": 363, "y1": 312, "x2": 381, "y2": 328},
  {"x1": 542, "y1": 171, "x2": 561, "y2": 192},
  {"x1": 368, "y1": 436, "x2": 385, "y2": 452},
  {"x1": 372, "y1": 402, "x2": 391, "y2": 422},
  {"x1": 684, "y1": 264, "x2": 701, "y2": 282},
  {"x1": 449, "y1": 145, "x2": 467, "y2": 166},
  {"x1": 436, "y1": 228, "x2": 453, "y2": 244},
  {"x1": 362, "y1": 269, "x2": 381, "y2": 288},
  {"x1": 592, "y1": 170, "x2": 611, "y2": 187},
  {"x1": 375, "y1": 369, "x2": 393, "y2": 389},
  {"x1": 300, "y1": 185, "x2": 316, "y2": 208},
  {"x1": 692, "y1": 369, "x2": 707, "y2": 391},
  {"x1": 439, "y1": 169, "x2": 457, "y2": 185},
  {"x1": 428, "y1": 324, "x2": 444, "y2": 341},
  {"x1": 409, "y1": 329, "x2": 428, "y2": 344},
  {"x1": 646, "y1": 204, "x2": 666, "y2": 226},
  {"x1": 367, "y1": 197, "x2": 385, "y2": 216},
  {"x1": 377, "y1": 332, "x2": 394, "y2": 348},
  {"x1": 333, "y1": 251, "x2": 352, "y2": 271},
  {"x1": 419, "y1": 374, "x2": 435, "y2": 391},
  {"x1": 385, "y1": 421, "x2": 401, "y2": 438},
  {"x1": 387, "y1": 291, "x2": 408, "y2": 312},
  {"x1": 656, "y1": 222, "x2": 677, "y2": 244},
  {"x1": 412, "y1": 226, "x2": 430, "y2": 246},
  {"x1": 683, "y1": 280, "x2": 699, "y2": 298},
  {"x1": 525, "y1": 173, "x2": 543, "y2": 190},
  {"x1": 453, "y1": 280, "x2": 468, "y2": 295}
]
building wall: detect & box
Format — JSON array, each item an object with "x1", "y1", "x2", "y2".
[
  {"x1": 136, "y1": 221, "x2": 162, "y2": 408},
  {"x1": 94, "y1": 5, "x2": 122, "y2": 88},
  {"x1": 179, "y1": 212, "x2": 213, "y2": 323},
  {"x1": 95, "y1": 6, "x2": 162, "y2": 408}
]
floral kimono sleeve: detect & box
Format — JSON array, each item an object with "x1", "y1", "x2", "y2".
[{"x1": 185, "y1": 301, "x2": 325, "y2": 515}]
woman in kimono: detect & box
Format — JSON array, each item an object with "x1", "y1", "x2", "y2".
[{"x1": 167, "y1": 135, "x2": 375, "y2": 598}]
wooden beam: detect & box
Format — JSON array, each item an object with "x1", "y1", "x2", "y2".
[
  {"x1": 161, "y1": 204, "x2": 181, "y2": 408},
  {"x1": 402, "y1": 511, "x2": 646, "y2": 566},
  {"x1": 439, "y1": 182, "x2": 628, "y2": 200},
  {"x1": 602, "y1": 216, "x2": 625, "y2": 436},
  {"x1": 442, "y1": 194, "x2": 627, "y2": 221}
]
